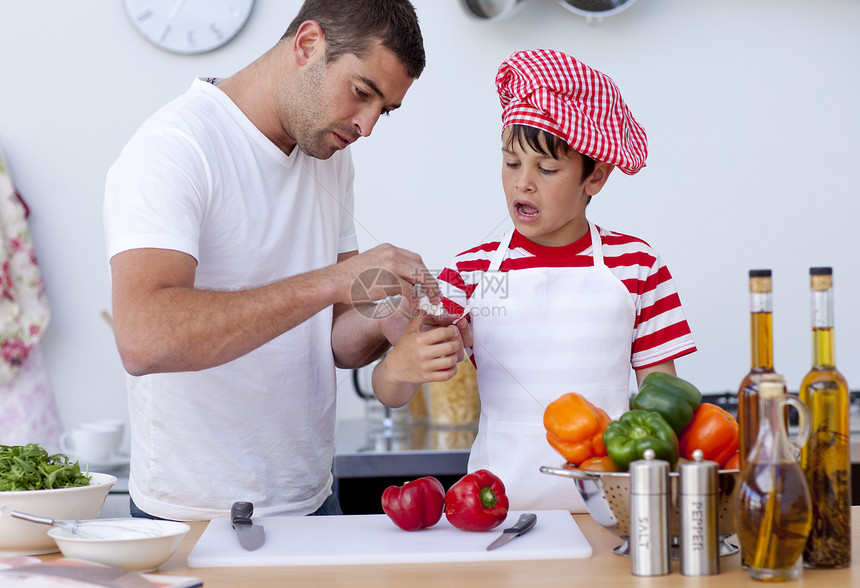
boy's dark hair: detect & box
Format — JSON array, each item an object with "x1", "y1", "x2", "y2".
[
  {"x1": 283, "y1": 0, "x2": 425, "y2": 79},
  {"x1": 504, "y1": 124, "x2": 597, "y2": 182}
]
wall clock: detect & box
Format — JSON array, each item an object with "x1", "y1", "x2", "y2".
[{"x1": 123, "y1": 0, "x2": 255, "y2": 55}]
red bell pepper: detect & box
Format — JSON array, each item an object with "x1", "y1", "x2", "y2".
[
  {"x1": 381, "y1": 476, "x2": 445, "y2": 531},
  {"x1": 723, "y1": 451, "x2": 740, "y2": 470},
  {"x1": 444, "y1": 469, "x2": 509, "y2": 532},
  {"x1": 678, "y1": 403, "x2": 740, "y2": 468}
]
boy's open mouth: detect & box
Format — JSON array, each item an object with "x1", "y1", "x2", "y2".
[{"x1": 516, "y1": 202, "x2": 539, "y2": 217}]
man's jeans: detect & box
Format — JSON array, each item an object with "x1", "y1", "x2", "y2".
[{"x1": 130, "y1": 491, "x2": 343, "y2": 519}]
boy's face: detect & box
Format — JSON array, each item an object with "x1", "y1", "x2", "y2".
[{"x1": 501, "y1": 128, "x2": 612, "y2": 247}]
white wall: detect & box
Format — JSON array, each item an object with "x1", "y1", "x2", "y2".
[{"x1": 0, "y1": 0, "x2": 858, "y2": 437}]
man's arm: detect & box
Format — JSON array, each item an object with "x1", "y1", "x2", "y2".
[
  {"x1": 111, "y1": 245, "x2": 440, "y2": 376},
  {"x1": 330, "y1": 303, "x2": 392, "y2": 369}
]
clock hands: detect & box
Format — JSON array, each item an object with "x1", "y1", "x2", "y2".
[{"x1": 168, "y1": 0, "x2": 188, "y2": 21}]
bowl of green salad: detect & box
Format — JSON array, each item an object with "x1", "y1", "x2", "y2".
[{"x1": 0, "y1": 443, "x2": 116, "y2": 555}]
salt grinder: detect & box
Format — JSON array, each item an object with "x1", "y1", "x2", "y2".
[
  {"x1": 630, "y1": 449, "x2": 671, "y2": 576},
  {"x1": 679, "y1": 449, "x2": 720, "y2": 576}
]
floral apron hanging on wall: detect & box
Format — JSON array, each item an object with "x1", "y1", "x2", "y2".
[{"x1": 0, "y1": 146, "x2": 60, "y2": 450}]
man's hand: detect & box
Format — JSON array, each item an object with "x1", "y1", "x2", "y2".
[
  {"x1": 330, "y1": 245, "x2": 446, "y2": 370},
  {"x1": 334, "y1": 244, "x2": 441, "y2": 307}
]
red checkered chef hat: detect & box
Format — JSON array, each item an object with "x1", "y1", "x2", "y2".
[{"x1": 496, "y1": 49, "x2": 647, "y2": 175}]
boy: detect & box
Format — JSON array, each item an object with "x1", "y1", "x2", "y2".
[{"x1": 373, "y1": 49, "x2": 696, "y2": 511}]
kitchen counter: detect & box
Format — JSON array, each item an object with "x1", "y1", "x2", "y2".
[{"x1": 142, "y1": 507, "x2": 860, "y2": 587}]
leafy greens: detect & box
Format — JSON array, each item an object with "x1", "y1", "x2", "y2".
[{"x1": 0, "y1": 443, "x2": 90, "y2": 491}]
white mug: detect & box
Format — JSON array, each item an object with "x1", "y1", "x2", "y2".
[
  {"x1": 81, "y1": 419, "x2": 124, "y2": 453},
  {"x1": 59, "y1": 425, "x2": 118, "y2": 463}
]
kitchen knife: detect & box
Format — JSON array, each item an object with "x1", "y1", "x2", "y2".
[
  {"x1": 486, "y1": 512, "x2": 537, "y2": 551},
  {"x1": 231, "y1": 501, "x2": 265, "y2": 551}
]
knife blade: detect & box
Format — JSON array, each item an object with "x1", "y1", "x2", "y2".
[
  {"x1": 231, "y1": 501, "x2": 265, "y2": 551},
  {"x1": 486, "y1": 512, "x2": 537, "y2": 551}
]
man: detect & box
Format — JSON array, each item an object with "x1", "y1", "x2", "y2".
[{"x1": 104, "y1": 0, "x2": 466, "y2": 521}]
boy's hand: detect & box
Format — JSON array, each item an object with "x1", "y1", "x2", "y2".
[
  {"x1": 385, "y1": 311, "x2": 464, "y2": 384},
  {"x1": 422, "y1": 312, "x2": 472, "y2": 359}
]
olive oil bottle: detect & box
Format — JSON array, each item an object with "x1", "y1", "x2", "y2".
[
  {"x1": 737, "y1": 374, "x2": 812, "y2": 581},
  {"x1": 738, "y1": 269, "x2": 776, "y2": 469},
  {"x1": 799, "y1": 267, "x2": 851, "y2": 568}
]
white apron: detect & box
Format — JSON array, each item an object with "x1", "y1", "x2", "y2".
[{"x1": 466, "y1": 223, "x2": 635, "y2": 512}]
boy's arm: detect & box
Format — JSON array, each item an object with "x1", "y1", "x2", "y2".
[
  {"x1": 372, "y1": 312, "x2": 465, "y2": 408},
  {"x1": 634, "y1": 360, "x2": 676, "y2": 387}
]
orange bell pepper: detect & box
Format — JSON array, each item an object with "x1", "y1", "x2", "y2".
[
  {"x1": 678, "y1": 403, "x2": 740, "y2": 468},
  {"x1": 544, "y1": 392, "x2": 611, "y2": 466}
]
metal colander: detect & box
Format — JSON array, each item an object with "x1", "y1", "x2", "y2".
[{"x1": 540, "y1": 464, "x2": 741, "y2": 556}]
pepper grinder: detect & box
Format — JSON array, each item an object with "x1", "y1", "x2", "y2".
[
  {"x1": 679, "y1": 449, "x2": 720, "y2": 576},
  {"x1": 630, "y1": 448, "x2": 671, "y2": 576}
]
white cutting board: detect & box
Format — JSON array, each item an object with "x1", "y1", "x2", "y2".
[{"x1": 187, "y1": 510, "x2": 591, "y2": 567}]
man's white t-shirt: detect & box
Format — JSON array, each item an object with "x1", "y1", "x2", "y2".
[{"x1": 104, "y1": 78, "x2": 358, "y2": 520}]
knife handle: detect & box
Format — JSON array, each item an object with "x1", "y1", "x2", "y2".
[
  {"x1": 231, "y1": 501, "x2": 254, "y2": 524},
  {"x1": 505, "y1": 513, "x2": 537, "y2": 535}
]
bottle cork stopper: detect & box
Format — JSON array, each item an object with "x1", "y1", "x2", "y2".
[
  {"x1": 810, "y1": 267, "x2": 833, "y2": 292},
  {"x1": 749, "y1": 269, "x2": 772, "y2": 293},
  {"x1": 758, "y1": 377, "x2": 785, "y2": 398}
]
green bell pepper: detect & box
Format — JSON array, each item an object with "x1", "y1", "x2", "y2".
[
  {"x1": 631, "y1": 372, "x2": 702, "y2": 434},
  {"x1": 602, "y1": 409, "x2": 679, "y2": 471}
]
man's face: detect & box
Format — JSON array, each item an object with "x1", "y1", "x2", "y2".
[{"x1": 284, "y1": 42, "x2": 414, "y2": 159}]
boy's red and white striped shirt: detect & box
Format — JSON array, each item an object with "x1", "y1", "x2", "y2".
[{"x1": 437, "y1": 225, "x2": 696, "y2": 370}]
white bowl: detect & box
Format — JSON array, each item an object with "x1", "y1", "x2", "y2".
[
  {"x1": 48, "y1": 519, "x2": 190, "y2": 572},
  {"x1": 0, "y1": 472, "x2": 116, "y2": 555}
]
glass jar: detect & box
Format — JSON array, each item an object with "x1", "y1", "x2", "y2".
[
  {"x1": 736, "y1": 374, "x2": 812, "y2": 581},
  {"x1": 428, "y1": 360, "x2": 480, "y2": 428}
]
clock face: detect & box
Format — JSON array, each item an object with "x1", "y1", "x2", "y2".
[{"x1": 123, "y1": 0, "x2": 255, "y2": 55}]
